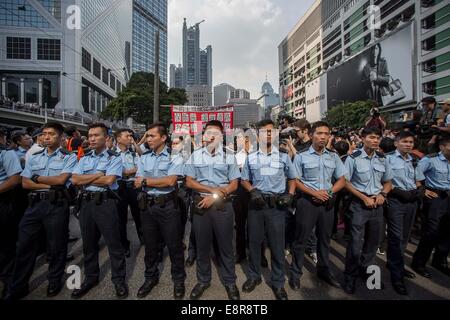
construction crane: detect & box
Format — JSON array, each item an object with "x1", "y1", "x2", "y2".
[{"x1": 194, "y1": 19, "x2": 205, "y2": 28}]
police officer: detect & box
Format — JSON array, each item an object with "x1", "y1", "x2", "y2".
[
  {"x1": 412, "y1": 134, "x2": 450, "y2": 278},
  {"x1": 71, "y1": 122, "x2": 127, "y2": 299},
  {"x1": 241, "y1": 119, "x2": 297, "y2": 300},
  {"x1": 385, "y1": 131, "x2": 425, "y2": 295},
  {"x1": 11, "y1": 131, "x2": 32, "y2": 168},
  {"x1": 115, "y1": 128, "x2": 143, "y2": 257},
  {"x1": 343, "y1": 127, "x2": 393, "y2": 294},
  {"x1": 4, "y1": 122, "x2": 77, "y2": 300},
  {"x1": 289, "y1": 121, "x2": 346, "y2": 291},
  {"x1": 0, "y1": 129, "x2": 22, "y2": 298},
  {"x1": 134, "y1": 123, "x2": 186, "y2": 300},
  {"x1": 185, "y1": 120, "x2": 241, "y2": 300}
]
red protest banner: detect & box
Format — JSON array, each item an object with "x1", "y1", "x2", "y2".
[{"x1": 171, "y1": 105, "x2": 234, "y2": 135}]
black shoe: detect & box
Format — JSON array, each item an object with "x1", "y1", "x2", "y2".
[
  {"x1": 411, "y1": 265, "x2": 432, "y2": 278},
  {"x1": 318, "y1": 273, "x2": 341, "y2": 288},
  {"x1": 271, "y1": 286, "x2": 288, "y2": 300},
  {"x1": 190, "y1": 283, "x2": 210, "y2": 300},
  {"x1": 242, "y1": 279, "x2": 262, "y2": 293},
  {"x1": 47, "y1": 282, "x2": 63, "y2": 297},
  {"x1": 404, "y1": 270, "x2": 416, "y2": 279},
  {"x1": 66, "y1": 253, "x2": 75, "y2": 262},
  {"x1": 174, "y1": 283, "x2": 185, "y2": 300},
  {"x1": 431, "y1": 262, "x2": 450, "y2": 277},
  {"x1": 288, "y1": 278, "x2": 301, "y2": 291},
  {"x1": 392, "y1": 280, "x2": 408, "y2": 295},
  {"x1": 2, "y1": 288, "x2": 29, "y2": 301},
  {"x1": 225, "y1": 285, "x2": 240, "y2": 300},
  {"x1": 115, "y1": 283, "x2": 129, "y2": 299},
  {"x1": 137, "y1": 279, "x2": 159, "y2": 299},
  {"x1": 343, "y1": 278, "x2": 356, "y2": 294},
  {"x1": 261, "y1": 256, "x2": 269, "y2": 268},
  {"x1": 185, "y1": 256, "x2": 196, "y2": 267},
  {"x1": 71, "y1": 281, "x2": 99, "y2": 299}
]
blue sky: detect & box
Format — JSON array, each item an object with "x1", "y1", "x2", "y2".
[{"x1": 168, "y1": 0, "x2": 317, "y2": 99}]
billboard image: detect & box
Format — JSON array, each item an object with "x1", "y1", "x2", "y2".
[
  {"x1": 305, "y1": 73, "x2": 328, "y2": 122},
  {"x1": 327, "y1": 23, "x2": 414, "y2": 109}
]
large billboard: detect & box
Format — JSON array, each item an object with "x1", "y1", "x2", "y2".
[
  {"x1": 327, "y1": 23, "x2": 414, "y2": 109},
  {"x1": 305, "y1": 73, "x2": 328, "y2": 122}
]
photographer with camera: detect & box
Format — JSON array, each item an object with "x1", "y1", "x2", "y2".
[
  {"x1": 365, "y1": 106, "x2": 387, "y2": 133},
  {"x1": 433, "y1": 98, "x2": 450, "y2": 134}
]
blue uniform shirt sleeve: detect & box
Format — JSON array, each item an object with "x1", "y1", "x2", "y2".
[
  {"x1": 71, "y1": 157, "x2": 84, "y2": 175},
  {"x1": 136, "y1": 157, "x2": 144, "y2": 178},
  {"x1": 228, "y1": 162, "x2": 241, "y2": 181},
  {"x1": 293, "y1": 154, "x2": 303, "y2": 180},
  {"x1": 184, "y1": 155, "x2": 196, "y2": 179},
  {"x1": 344, "y1": 156, "x2": 355, "y2": 181},
  {"x1": 415, "y1": 161, "x2": 426, "y2": 181},
  {"x1": 284, "y1": 154, "x2": 297, "y2": 179},
  {"x1": 381, "y1": 158, "x2": 393, "y2": 182},
  {"x1": 417, "y1": 157, "x2": 430, "y2": 180},
  {"x1": 106, "y1": 155, "x2": 123, "y2": 178},
  {"x1": 61, "y1": 153, "x2": 78, "y2": 174},
  {"x1": 168, "y1": 156, "x2": 185, "y2": 177},
  {"x1": 333, "y1": 154, "x2": 346, "y2": 179},
  {"x1": 241, "y1": 157, "x2": 250, "y2": 181}
]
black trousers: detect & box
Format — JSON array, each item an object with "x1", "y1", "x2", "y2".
[
  {"x1": 117, "y1": 182, "x2": 143, "y2": 248},
  {"x1": 386, "y1": 198, "x2": 417, "y2": 282},
  {"x1": 0, "y1": 194, "x2": 19, "y2": 285},
  {"x1": 248, "y1": 205, "x2": 286, "y2": 288},
  {"x1": 10, "y1": 199, "x2": 70, "y2": 293},
  {"x1": 193, "y1": 202, "x2": 236, "y2": 286},
  {"x1": 290, "y1": 197, "x2": 334, "y2": 281},
  {"x1": 344, "y1": 201, "x2": 383, "y2": 280},
  {"x1": 232, "y1": 185, "x2": 249, "y2": 259},
  {"x1": 435, "y1": 214, "x2": 450, "y2": 264},
  {"x1": 79, "y1": 198, "x2": 126, "y2": 285},
  {"x1": 413, "y1": 194, "x2": 450, "y2": 268},
  {"x1": 141, "y1": 200, "x2": 186, "y2": 284}
]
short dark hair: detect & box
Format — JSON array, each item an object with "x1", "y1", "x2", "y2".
[
  {"x1": 11, "y1": 131, "x2": 27, "y2": 145},
  {"x1": 256, "y1": 119, "x2": 275, "y2": 129},
  {"x1": 439, "y1": 134, "x2": 450, "y2": 146},
  {"x1": 293, "y1": 119, "x2": 311, "y2": 133},
  {"x1": 380, "y1": 137, "x2": 396, "y2": 153},
  {"x1": 147, "y1": 123, "x2": 168, "y2": 138},
  {"x1": 114, "y1": 128, "x2": 130, "y2": 139},
  {"x1": 42, "y1": 122, "x2": 64, "y2": 136},
  {"x1": 361, "y1": 127, "x2": 382, "y2": 137},
  {"x1": 88, "y1": 122, "x2": 109, "y2": 136},
  {"x1": 311, "y1": 121, "x2": 331, "y2": 134},
  {"x1": 395, "y1": 130, "x2": 415, "y2": 141},
  {"x1": 204, "y1": 120, "x2": 224, "y2": 133},
  {"x1": 422, "y1": 96, "x2": 436, "y2": 104},
  {"x1": 333, "y1": 140, "x2": 350, "y2": 157},
  {"x1": 66, "y1": 126, "x2": 78, "y2": 136}
]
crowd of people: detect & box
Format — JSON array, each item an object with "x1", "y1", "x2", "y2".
[{"x1": 0, "y1": 97, "x2": 449, "y2": 301}]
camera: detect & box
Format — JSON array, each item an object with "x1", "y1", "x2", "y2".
[{"x1": 280, "y1": 129, "x2": 297, "y2": 141}]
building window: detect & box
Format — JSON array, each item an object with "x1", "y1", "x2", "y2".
[
  {"x1": 82, "y1": 48, "x2": 91, "y2": 72},
  {"x1": 37, "y1": 39, "x2": 60, "y2": 60},
  {"x1": 6, "y1": 37, "x2": 31, "y2": 59},
  {"x1": 93, "y1": 58, "x2": 101, "y2": 79},
  {"x1": 102, "y1": 67, "x2": 109, "y2": 85},
  {"x1": 110, "y1": 74, "x2": 116, "y2": 90},
  {"x1": 116, "y1": 80, "x2": 121, "y2": 94}
]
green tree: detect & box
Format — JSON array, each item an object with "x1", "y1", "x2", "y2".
[
  {"x1": 324, "y1": 100, "x2": 375, "y2": 128},
  {"x1": 102, "y1": 72, "x2": 188, "y2": 127}
]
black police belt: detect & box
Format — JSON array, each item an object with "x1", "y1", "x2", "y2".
[
  {"x1": 118, "y1": 179, "x2": 135, "y2": 188},
  {"x1": 81, "y1": 190, "x2": 118, "y2": 202},
  {"x1": 351, "y1": 192, "x2": 380, "y2": 206},
  {"x1": 426, "y1": 188, "x2": 450, "y2": 198},
  {"x1": 301, "y1": 192, "x2": 335, "y2": 208},
  {"x1": 388, "y1": 188, "x2": 418, "y2": 203},
  {"x1": 192, "y1": 192, "x2": 231, "y2": 211},
  {"x1": 145, "y1": 191, "x2": 176, "y2": 206},
  {"x1": 261, "y1": 194, "x2": 281, "y2": 208},
  {"x1": 28, "y1": 189, "x2": 68, "y2": 204}
]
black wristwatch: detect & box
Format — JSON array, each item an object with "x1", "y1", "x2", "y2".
[
  {"x1": 380, "y1": 192, "x2": 388, "y2": 198},
  {"x1": 31, "y1": 174, "x2": 40, "y2": 184}
]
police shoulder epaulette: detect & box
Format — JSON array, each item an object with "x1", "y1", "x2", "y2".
[
  {"x1": 143, "y1": 150, "x2": 153, "y2": 156},
  {"x1": 375, "y1": 151, "x2": 385, "y2": 159},
  {"x1": 59, "y1": 148, "x2": 72, "y2": 155},
  {"x1": 107, "y1": 149, "x2": 119, "y2": 157},
  {"x1": 350, "y1": 150, "x2": 362, "y2": 159},
  {"x1": 326, "y1": 148, "x2": 337, "y2": 154},
  {"x1": 385, "y1": 151, "x2": 395, "y2": 156},
  {"x1": 33, "y1": 149, "x2": 45, "y2": 155},
  {"x1": 279, "y1": 148, "x2": 288, "y2": 154},
  {"x1": 166, "y1": 147, "x2": 172, "y2": 154},
  {"x1": 297, "y1": 146, "x2": 309, "y2": 154},
  {"x1": 426, "y1": 153, "x2": 439, "y2": 158}
]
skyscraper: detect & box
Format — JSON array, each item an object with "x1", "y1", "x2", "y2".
[
  {"x1": 170, "y1": 64, "x2": 183, "y2": 89},
  {"x1": 132, "y1": 0, "x2": 168, "y2": 83}
]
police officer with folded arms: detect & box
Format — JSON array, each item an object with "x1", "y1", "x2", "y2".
[
  {"x1": 4, "y1": 122, "x2": 77, "y2": 300},
  {"x1": 115, "y1": 128, "x2": 143, "y2": 257},
  {"x1": 289, "y1": 121, "x2": 346, "y2": 291},
  {"x1": 240, "y1": 119, "x2": 296, "y2": 300},
  {"x1": 343, "y1": 127, "x2": 393, "y2": 294},
  {"x1": 0, "y1": 129, "x2": 22, "y2": 299},
  {"x1": 134, "y1": 123, "x2": 186, "y2": 300},
  {"x1": 385, "y1": 131, "x2": 425, "y2": 295},
  {"x1": 185, "y1": 120, "x2": 241, "y2": 300},
  {"x1": 71, "y1": 123, "x2": 127, "y2": 299},
  {"x1": 412, "y1": 134, "x2": 450, "y2": 278}
]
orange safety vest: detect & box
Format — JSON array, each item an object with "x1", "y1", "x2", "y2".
[{"x1": 67, "y1": 138, "x2": 85, "y2": 160}]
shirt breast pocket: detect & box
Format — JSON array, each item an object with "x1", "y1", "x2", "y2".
[
  {"x1": 96, "y1": 160, "x2": 109, "y2": 172},
  {"x1": 249, "y1": 163, "x2": 262, "y2": 181},
  {"x1": 435, "y1": 168, "x2": 449, "y2": 182},
  {"x1": 324, "y1": 159, "x2": 336, "y2": 178},
  {"x1": 373, "y1": 163, "x2": 386, "y2": 180},
  {"x1": 48, "y1": 162, "x2": 64, "y2": 176},
  {"x1": 303, "y1": 162, "x2": 319, "y2": 180},
  {"x1": 355, "y1": 162, "x2": 371, "y2": 183},
  {"x1": 157, "y1": 161, "x2": 170, "y2": 175},
  {"x1": 194, "y1": 164, "x2": 210, "y2": 180},
  {"x1": 31, "y1": 164, "x2": 46, "y2": 175}
]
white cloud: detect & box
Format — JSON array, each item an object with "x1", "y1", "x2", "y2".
[{"x1": 168, "y1": 0, "x2": 315, "y2": 100}]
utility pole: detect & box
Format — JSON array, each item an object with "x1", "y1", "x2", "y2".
[{"x1": 153, "y1": 30, "x2": 160, "y2": 123}]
